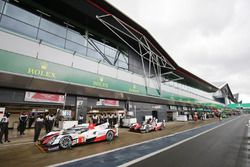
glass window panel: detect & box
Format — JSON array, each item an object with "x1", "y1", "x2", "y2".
[
  {"x1": 65, "y1": 40, "x2": 87, "y2": 56},
  {"x1": 0, "y1": 0, "x2": 4, "y2": 13},
  {"x1": 87, "y1": 48, "x2": 102, "y2": 61},
  {"x1": 105, "y1": 55, "x2": 115, "y2": 64},
  {"x1": 38, "y1": 30, "x2": 65, "y2": 48},
  {"x1": 119, "y1": 52, "x2": 128, "y2": 63},
  {"x1": 105, "y1": 45, "x2": 117, "y2": 58},
  {"x1": 3, "y1": 3, "x2": 39, "y2": 27},
  {"x1": 67, "y1": 29, "x2": 86, "y2": 46},
  {"x1": 0, "y1": 15, "x2": 37, "y2": 38},
  {"x1": 118, "y1": 61, "x2": 128, "y2": 69},
  {"x1": 102, "y1": 59, "x2": 110, "y2": 65},
  {"x1": 91, "y1": 39, "x2": 104, "y2": 53},
  {"x1": 40, "y1": 18, "x2": 66, "y2": 38}
]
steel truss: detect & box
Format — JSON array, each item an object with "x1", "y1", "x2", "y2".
[{"x1": 96, "y1": 14, "x2": 183, "y2": 95}]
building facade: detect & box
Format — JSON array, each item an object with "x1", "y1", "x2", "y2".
[{"x1": 0, "y1": 0, "x2": 228, "y2": 127}]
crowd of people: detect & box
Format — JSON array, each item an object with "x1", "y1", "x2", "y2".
[
  {"x1": 83, "y1": 113, "x2": 125, "y2": 128},
  {"x1": 1, "y1": 111, "x2": 125, "y2": 144},
  {"x1": 0, "y1": 112, "x2": 56, "y2": 144}
]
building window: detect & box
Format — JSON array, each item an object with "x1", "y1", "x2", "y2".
[
  {"x1": 0, "y1": 1, "x2": 130, "y2": 71},
  {"x1": 66, "y1": 29, "x2": 86, "y2": 46},
  {"x1": 0, "y1": 0, "x2": 4, "y2": 14},
  {"x1": 39, "y1": 18, "x2": 66, "y2": 38},
  {"x1": 37, "y1": 29, "x2": 65, "y2": 48},
  {"x1": 3, "y1": 3, "x2": 39, "y2": 27},
  {"x1": 65, "y1": 40, "x2": 87, "y2": 56},
  {"x1": 104, "y1": 45, "x2": 117, "y2": 59},
  {"x1": 0, "y1": 15, "x2": 37, "y2": 38},
  {"x1": 86, "y1": 48, "x2": 102, "y2": 61}
]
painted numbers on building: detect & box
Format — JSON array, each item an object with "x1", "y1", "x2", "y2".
[{"x1": 27, "y1": 62, "x2": 56, "y2": 79}]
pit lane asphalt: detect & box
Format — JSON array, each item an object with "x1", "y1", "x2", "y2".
[
  {"x1": 0, "y1": 117, "x2": 234, "y2": 167},
  {"x1": 129, "y1": 115, "x2": 250, "y2": 167},
  {"x1": 50, "y1": 116, "x2": 244, "y2": 167}
]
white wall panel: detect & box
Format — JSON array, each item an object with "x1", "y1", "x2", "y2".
[
  {"x1": 38, "y1": 44, "x2": 73, "y2": 66},
  {"x1": 131, "y1": 75, "x2": 145, "y2": 85},
  {"x1": 117, "y1": 70, "x2": 132, "y2": 82},
  {"x1": 0, "y1": 30, "x2": 38, "y2": 58},
  {"x1": 148, "y1": 79, "x2": 158, "y2": 89},
  {"x1": 72, "y1": 56, "x2": 98, "y2": 74},
  {"x1": 98, "y1": 64, "x2": 116, "y2": 78}
]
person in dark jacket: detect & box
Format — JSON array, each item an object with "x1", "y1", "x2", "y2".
[
  {"x1": 99, "y1": 113, "x2": 105, "y2": 124},
  {"x1": 28, "y1": 113, "x2": 35, "y2": 128},
  {"x1": 92, "y1": 114, "x2": 98, "y2": 125},
  {"x1": 113, "y1": 113, "x2": 118, "y2": 126},
  {"x1": 19, "y1": 112, "x2": 28, "y2": 135},
  {"x1": 47, "y1": 113, "x2": 55, "y2": 133},
  {"x1": 78, "y1": 114, "x2": 84, "y2": 124},
  {"x1": 34, "y1": 114, "x2": 44, "y2": 142},
  {"x1": 0, "y1": 112, "x2": 11, "y2": 143}
]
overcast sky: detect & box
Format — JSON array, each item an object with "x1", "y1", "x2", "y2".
[{"x1": 107, "y1": 0, "x2": 250, "y2": 103}]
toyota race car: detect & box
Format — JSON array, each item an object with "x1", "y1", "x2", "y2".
[
  {"x1": 40, "y1": 122, "x2": 118, "y2": 151},
  {"x1": 130, "y1": 120, "x2": 165, "y2": 133}
]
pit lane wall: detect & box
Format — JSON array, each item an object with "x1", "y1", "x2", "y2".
[{"x1": 0, "y1": 30, "x2": 223, "y2": 108}]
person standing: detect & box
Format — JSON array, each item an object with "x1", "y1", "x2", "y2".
[
  {"x1": 0, "y1": 112, "x2": 11, "y2": 143},
  {"x1": 47, "y1": 113, "x2": 55, "y2": 133},
  {"x1": 108, "y1": 113, "x2": 113, "y2": 127},
  {"x1": 113, "y1": 113, "x2": 118, "y2": 126},
  {"x1": 34, "y1": 114, "x2": 44, "y2": 142},
  {"x1": 45, "y1": 113, "x2": 51, "y2": 133},
  {"x1": 28, "y1": 113, "x2": 35, "y2": 128},
  {"x1": 19, "y1": 112, "x2": 28, "y2": 135},
  {"x1": 92, "y1": 114, "x2": 98, "y2": 125},
  {"x1": 119, "y1": 113, "x2": 125, "y2": 127},
  {"x1": 104, "y1": 113, "x2": 108, "y2": 123},
  {"x1": 78, "y1": 114, "x2": 84, "y2": 124},
  {"x1": 100, "y1": 113, "x2": 105, "y2": 124}
]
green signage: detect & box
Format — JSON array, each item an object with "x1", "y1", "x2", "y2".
[{"x1": 0, "y1": 49, "x2": 223, "y2": 108}]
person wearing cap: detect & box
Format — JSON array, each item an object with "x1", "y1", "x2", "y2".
[{"x1": 0, "y1": 112, "x2": 11, "y2": 143}]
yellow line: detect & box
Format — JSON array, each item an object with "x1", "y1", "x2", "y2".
[{"x1": 35, "y1": 143, "x2": 46, "y2": 153}]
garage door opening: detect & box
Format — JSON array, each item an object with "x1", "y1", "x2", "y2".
[{"x1": 152, "y1": 110, "x2": 158, "y2": 119}]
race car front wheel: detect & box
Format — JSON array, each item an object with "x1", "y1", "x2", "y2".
[
  {"x1": 106, "y1": 130, "x2": 115, "y2": 141},
  {"x1": 59, "y1": 136, "x2": 72, "y2": 149}
]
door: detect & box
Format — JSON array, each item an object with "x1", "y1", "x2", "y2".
[{"x1": 152, "y1": 110, "x2": 158, "y2": 119}]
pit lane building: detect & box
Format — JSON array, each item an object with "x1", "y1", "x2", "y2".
[{"x1": 0, "y1": 0, "x2": 238, "y2": 126}]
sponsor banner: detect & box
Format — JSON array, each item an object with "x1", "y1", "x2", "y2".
[
  {"x1": 0, "y1": 50, "x2": 224, "y2": 108},
  {"x1": 25, "y1": 91, "x2": 65, "y2": 104},
  {"x1": 96, "y1": 99, "x2": 119, "y2": 106}
]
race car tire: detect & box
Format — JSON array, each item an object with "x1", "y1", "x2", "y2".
[
  {"x1": 106, "y1": 130, "x2": 115, "y2": 141},
  {"x1": 59, "y1": 136, "x2": 72, "y2": 149}
]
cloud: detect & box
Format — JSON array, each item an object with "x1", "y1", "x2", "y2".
[{"x1": 107, "y1": 0, "x2": 250, "y2": 102}]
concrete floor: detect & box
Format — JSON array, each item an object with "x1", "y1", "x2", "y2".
[{"x1": 0, "y1": 118, "x2": 220, "y2": 167}]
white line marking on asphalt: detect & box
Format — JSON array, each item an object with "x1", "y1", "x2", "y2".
[
  {"x1": 49, "y1": 116, "x2": 242, "y2": 167},
  {"x1": 118, "y1": 116, "x2": 243, "y2": 167}
]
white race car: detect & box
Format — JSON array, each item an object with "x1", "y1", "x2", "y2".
[{"x1": 40, "y1": 122, "x2": 118, "y2": 151}]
